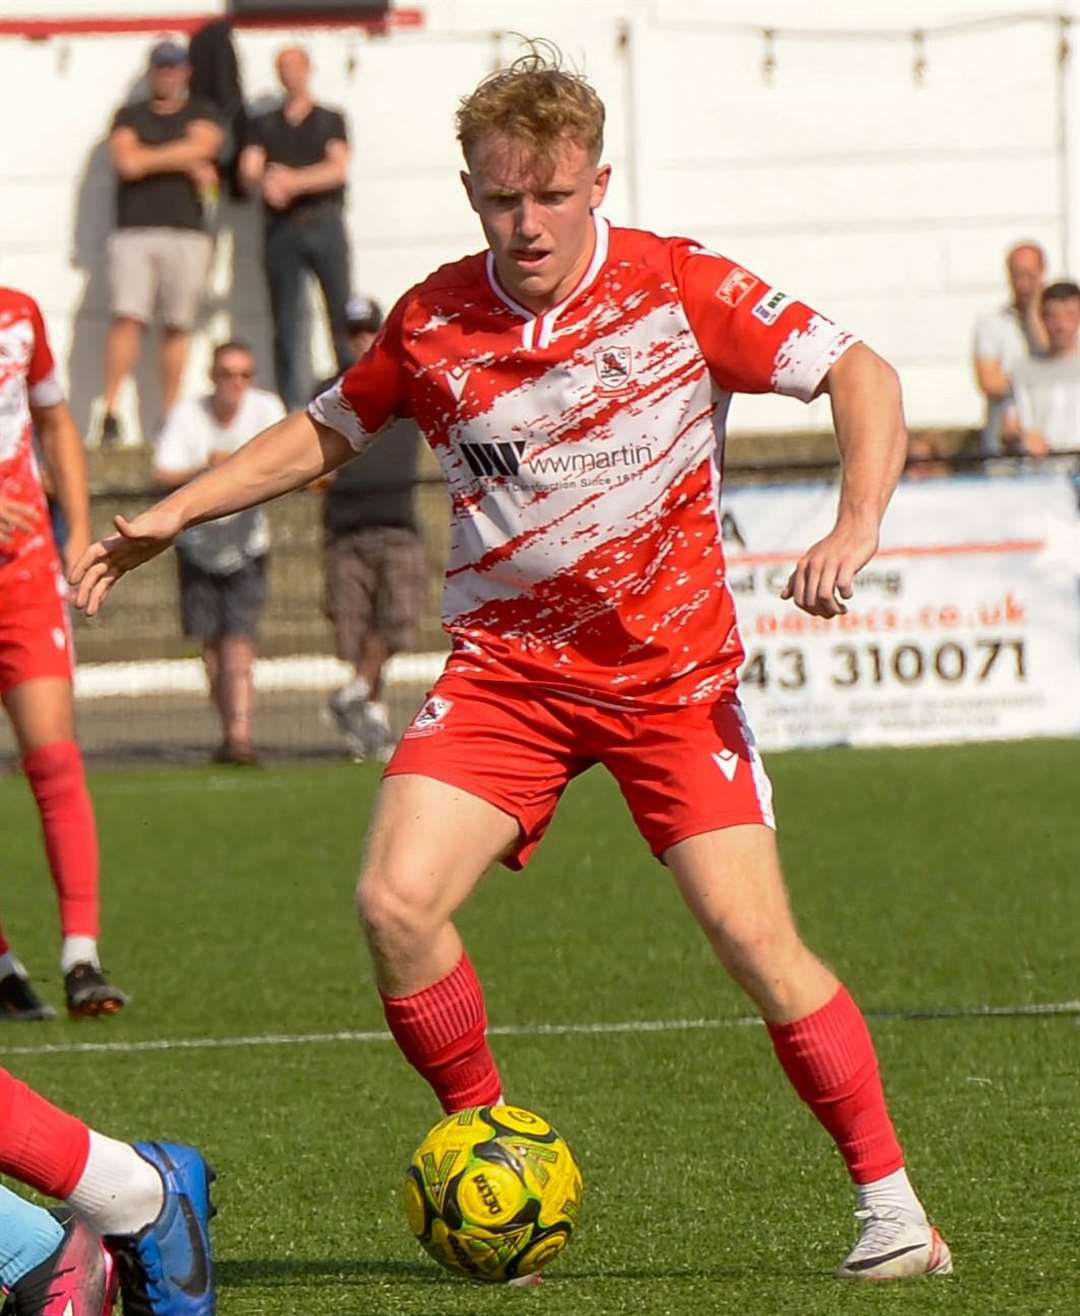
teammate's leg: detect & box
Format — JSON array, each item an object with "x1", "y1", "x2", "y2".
[
  {"x1": 357, "y1": 774, "x2": 520, "y2": 1112},
  {"x1": 2, "y1": 679, "x2": 116, "y2": 989},
  {"x1": 0, "y1": 1066, "x2": 215, "y2": 1313},
  {"x1": 665, "y1": 827, "x2": 950, "y2": 1278}
]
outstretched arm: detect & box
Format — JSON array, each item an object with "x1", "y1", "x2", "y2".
[
  {"x1": 71, "y1": 411, "x2": 354, "y2": 615},
  {"x1": 782, "y1": 343, "x2": 906, "y2": 618}
]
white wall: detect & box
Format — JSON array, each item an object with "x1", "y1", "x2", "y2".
[{"x1": 0, "y1": 0, "x2": 1076, "y2": 439}]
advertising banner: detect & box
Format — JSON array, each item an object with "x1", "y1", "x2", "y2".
[{"x1": 724, "y1": 472, "x2": 1080, "y2": 749}]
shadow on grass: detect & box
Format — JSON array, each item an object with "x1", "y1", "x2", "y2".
[{"x1": 217, "y1": 1258, "x2": 820, "y2": 1288}]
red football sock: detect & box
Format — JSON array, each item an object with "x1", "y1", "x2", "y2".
[
  {"x1": 23, "y1": 740, "x2": 100, "y2": 940},
  {"x1": 767, "y1": 985, "x2": 904, "y2": 1185},
  {"x1": 0, "y1": 1067, "x2": 91, "y2": 1198},
  {"x1": 382, "y1": 953, "x2": 502, "y2": 1114}
]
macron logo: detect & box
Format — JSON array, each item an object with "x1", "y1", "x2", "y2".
[
  {"x1": 711, "y1": 749, "x2": 739, "y2": 782},
  {"x1": 446, "y1": 367, "x2": 471, "y2": 403}
]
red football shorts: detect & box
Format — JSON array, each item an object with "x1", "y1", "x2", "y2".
[
  {"x1": 0, "y1": 557, "x2": 74, "y2": 695},
  {"x1": 385, "y1": 675, "x2": 775, "y2": 869}
]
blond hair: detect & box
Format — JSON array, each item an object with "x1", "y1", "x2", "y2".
[{"x1": 456, "y1": 39, "x2": 605, "y2": 169}]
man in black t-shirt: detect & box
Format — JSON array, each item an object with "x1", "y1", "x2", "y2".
[
  {"x1": 102, "y1": 39, "x2": 223, "y2": 448},
  {"x1": 311, "y1": 295, "x2": 427, "y2": 761},
  {"x1": 240, "y1": 46, "x2": 353, "y2": 411}
]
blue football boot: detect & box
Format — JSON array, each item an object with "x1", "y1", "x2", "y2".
[{"x1": 106, "y1": 1142, "x2": 216, "y2": 1316}]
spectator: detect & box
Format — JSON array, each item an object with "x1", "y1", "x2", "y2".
[
  {"x1": 314, "y1": 296, "x2": 426, "y2": 761},
  {"x1": 972, "y1": 241, "x2": 1048, "y2": 455},
  {"x1": 153, "y1": 341, "x2": 284, "y2": 763},
  {"x1": 239, "y1": 46, "x2": 352, "y2": 410},
  {"x1": 1005, "y1": 280, "x2": 1080, "y2": 457},
  {"x1": 100, "y1": 39, "x2": 223, "y2": 448},
  {"x1": 903, "y1": 430, "x2": 951, "y2": 479}
]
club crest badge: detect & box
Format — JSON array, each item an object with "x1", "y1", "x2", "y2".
[
  {"x1": 594, "y1": 346, "x2": 633, "y2": 391},
  {"x1": 405, "y1": 695, "x2": 454, "y2": 738}
]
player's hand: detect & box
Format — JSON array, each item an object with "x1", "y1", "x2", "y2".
[
  {"x1": 69, "y1": 509, "x2": 182, "y2": 616},
  {"x1": 62, "y1": 527, "x2": 91, "y2": 580},
  {"x1": 0, "y1": 496, "x2": 39, "y2": 543},
  {"x1": 781, "y1": 517, "x2": 880, "y2": 618}
]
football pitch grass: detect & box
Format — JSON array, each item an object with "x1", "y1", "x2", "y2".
[{"x1": 2, "y1": 737, "x2": 1078, "y2": 1315}]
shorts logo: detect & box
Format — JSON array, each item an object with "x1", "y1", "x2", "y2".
[
  {"x1": 711, "y1": 749, "x2": 739, "y2": 782},
  {"x1": 594, "y1": 346, "x2": 632, "y2": 391},
  {"x1": 404, "y1": 695, "x2": 454, "y2": 738},
  {"x1": 717, "y1": 268, "x2": 759, "y2": 307},
  {"x1": 51, "y1": 627, "x2": 66, "y2": 651},
  {"x1": 751, "y1": 288, "x2": 795, "y2": 326}
]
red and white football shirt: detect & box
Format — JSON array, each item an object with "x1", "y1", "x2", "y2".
[
  {"x1": 310, "y1": 219, "x2": 856, "y2": 706},
  {"x1": 0, "y1": 287, "x2": 64, "y2": 576}
]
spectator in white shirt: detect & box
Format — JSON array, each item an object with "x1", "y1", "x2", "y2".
[
  {"x1": 1005, "y1": 280, "x2": 1080, "y2": 459},
  {"x1": 153, "y1": 341, "x2": 285, "y2": 762},
  {"x1": 972, "y1": 241, "x2": 1048, "y2": 454}
]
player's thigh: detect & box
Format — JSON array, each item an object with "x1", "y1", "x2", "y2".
[
  {"x1": 375, "y1": 677, "x2": 586, "y2": 878},
  {"x1": 158, "y1": 231, "x2": 212, "y2": 331},
  {"x1": 603, "y1": 698, "x2": 775, "y2": 859},
  {"x1": 107, "y1": 230, "x2": 155, "y2": 323},
  {"x1": 359, "y1": 772, "x2": 521, "y2": 931},
  {"x1": 664, "y1": 824, "x2": 799, "y2": 952},
  {"x1": 0, "y1": 564, "x2": 74, "y2": 740},
  {"x1": 2, "y1": 678, "x2": 75, "y2": 753}
]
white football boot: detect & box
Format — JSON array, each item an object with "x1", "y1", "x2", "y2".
[{"x1": 836, "y1": 1206, "x2": 953, "y2": 1279}]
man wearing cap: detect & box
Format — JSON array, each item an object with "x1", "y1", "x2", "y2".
[
  {"x1": 239, "y1": 46, "x2": 352, "y2": 410},
  {"x1": 101, "y1": 40, "x2": 223, "y2": 448},
  {"x1": 314, "y1": 296, "x2": 426, "y2": 761}
]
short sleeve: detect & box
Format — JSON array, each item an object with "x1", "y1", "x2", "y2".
[
  {"x1": 1010, "y1": 376, "x2": 1033, "y2": 431},
  {"x1": 973, "y1": 312, "x2": 1004, "y2": 362},
  {"x1": 671, "y1": 241, "x2": 858, "y2": 401},
  {"x1": 110, "y1": 104, "x2": 137, "y2": 135},
  {"x1": 154, "y1": 403, "x2": 203, "y2": 472},
  {"x1": 187, "y1": 98, "x2": 223, "y2": 130},
  {"x1": 326, "y1": 110, "x2": 348, "y2": 144},
  {"x1": 309, "y1": 295, "x2": 410, "y2": 452},
  {"x1": 25, "y1": 297, "x2": 63, "y2": 408},
  {"x1": 243, "y1": 113, "x2": 266, "y2": 150}
]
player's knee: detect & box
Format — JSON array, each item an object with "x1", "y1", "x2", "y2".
[
  {"x1": 707, "y1": 910, "x2": 797, "y2": 974},
  {"x1": 355, "y1": 865, "x2": 434, "y2": 945}
]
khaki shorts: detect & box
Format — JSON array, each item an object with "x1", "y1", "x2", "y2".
[
  {"x1": 108, "y1": 228, "x2": 213, "y2": 330},
  {"x1": 325, "y1": 526, "x2": 427, "y2": 660}
]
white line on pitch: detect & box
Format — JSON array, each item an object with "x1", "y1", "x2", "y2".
[{"x1": 0, "y1": 1001, "x2": 1076, "y2": 1060}]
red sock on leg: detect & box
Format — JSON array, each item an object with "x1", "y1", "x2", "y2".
[
  {"x1": 23, "y1": 740, "x2": 100, "y2": 940},
  {"x1": 767, "y1": 985, "x2": 904, "y2": 1184},
  {"x1": 0, "y1": 1067, "x2": 91, "y2": 1197},
  {"x1": 382, "y1": 953, "x2": 502, "y2": 1114}
]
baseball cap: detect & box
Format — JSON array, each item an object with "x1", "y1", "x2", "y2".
[
  {"x1": 345, "y1": 295, "x2": 383, "y2": 333},
  {"x1": 149, "y1": 39, "x2": 188, "y2": 68}
]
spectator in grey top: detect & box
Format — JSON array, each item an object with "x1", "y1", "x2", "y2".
[
  {"x1": 1005, "y1": 281, "x2": 1080, "y2": 457},
  {"x1": 972, "y1": 241, "x2": 1048, "y2": 454}
]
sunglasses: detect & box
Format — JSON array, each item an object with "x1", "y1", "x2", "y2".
[{"x1": 215, "y1": 368, "x2": 254, "y2": 379}]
